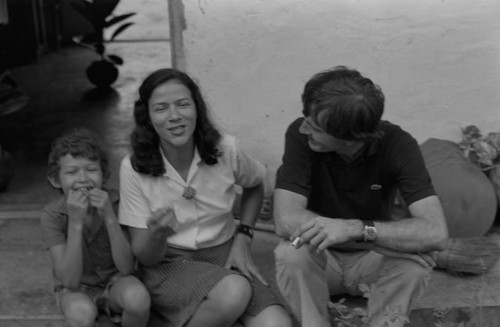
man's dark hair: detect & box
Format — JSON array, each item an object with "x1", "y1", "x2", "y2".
[
  {"x1": 302, "y1": 66, "x2": 385, "y2": 141},
  {"x1": 131, "y1": 68, "x2": 222, "y2": 177}
]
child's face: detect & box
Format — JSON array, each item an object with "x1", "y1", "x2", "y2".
[{"x1": 49, "y1": 154, "x2": 103, "y2": 195}]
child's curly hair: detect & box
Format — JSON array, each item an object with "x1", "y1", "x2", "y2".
[{"x1": 47, "y1": 128, "x2": 110, "y2": 183}]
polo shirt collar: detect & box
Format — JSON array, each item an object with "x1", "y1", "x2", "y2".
[{"x1": 326, "y1": 137, "x2": 381, "y2": 164}]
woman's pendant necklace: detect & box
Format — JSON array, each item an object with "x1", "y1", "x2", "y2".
[{"x1": 182, "y1": 186, "x2": 196, "y2": 200}]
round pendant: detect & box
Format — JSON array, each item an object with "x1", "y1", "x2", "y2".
[{"x1": 182, "y1": 186, "x2": 196, "y2": 200}]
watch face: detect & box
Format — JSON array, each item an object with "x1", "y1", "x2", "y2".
[{"x1": 364, "y1": 226, "x2": 377, "y2": 241}]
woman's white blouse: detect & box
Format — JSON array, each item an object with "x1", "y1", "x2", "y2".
[{"x1": 118, "y1": 135, "x2": 265, "y2": 250}]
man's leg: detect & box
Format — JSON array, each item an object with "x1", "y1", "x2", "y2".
[
  {"x1": 275, "y1": 239, "x2": 344, "y2": 327},
  {"x1": 338, "y1": 251, "x2": 432, "y2": 327}
]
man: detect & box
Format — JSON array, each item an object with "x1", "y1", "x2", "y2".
[{"x1": 273, "y1": 66, "x2": 448, "y2": 327}]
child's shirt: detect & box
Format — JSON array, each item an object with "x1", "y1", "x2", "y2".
[{"x1": 40, "y1": 189, "x2": 120, "y2": 290}]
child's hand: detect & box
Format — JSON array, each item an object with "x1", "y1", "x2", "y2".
[
  {"x1": 85, "y1": 188, "x2": 114, "y2": 219},
  {"x1": 146, "y1": 207, "x2": 179, "y2": 237},
  {"x1": 66, "y1": 189, "x2": 89, "y2": 227}
]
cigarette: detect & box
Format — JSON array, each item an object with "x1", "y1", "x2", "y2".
[{"x1": 291, "y1": 237, "x2": 301, "y2": 248}]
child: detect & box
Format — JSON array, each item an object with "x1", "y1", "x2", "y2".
[{"x1": 40, "y1": 128, "x2": 150, "y2": 327}]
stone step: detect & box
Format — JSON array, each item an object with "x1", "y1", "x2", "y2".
[{"x1": 2, "y1": 216, "x2": 500, "y2": 327}]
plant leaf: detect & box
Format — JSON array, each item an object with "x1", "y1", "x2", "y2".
[
  {"x1": 71, "y1": 0, "x2": 103, "y2": 33},
  {"x1": 69, "y1": 0, "x2": 93, "y2": 21},
  {"x1": 105, "y1": 13, "x2": 136, "y2": 28},
  {"x1": 72, "y1": 36, "x2": 98, "y2": 52},
  {"x1": 110, "y1": 22, "x2": 134, "y2": 41},
  {"x1": 107, "y1": 55, "x2": 123, "y2": 65},
  {"x1": 80, "y1": 33, "x2": 101, "y2": 45},
  {"x1": 93, "y1": 0, "x2": 120, "y2": 22},
  {"x1": 95, "y1": 43, "x2": 105, "y2": 55}
]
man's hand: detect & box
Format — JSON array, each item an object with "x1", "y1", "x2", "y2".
[
  {"x1": 290, "y1": 217, "x2": 360, "y2": 253},
  {"x1": 146, "y1": 207, "x2": 179, "y2": 238},
  {"x1": 66, "y1": 189, "x2": 89, "y2": 227}
]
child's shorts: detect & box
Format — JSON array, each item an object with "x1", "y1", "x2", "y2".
[{"x1": 55, "y1": 275, "x2": 121, "y2": 324}]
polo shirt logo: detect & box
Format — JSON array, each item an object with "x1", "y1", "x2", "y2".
[{"x1": 370, "y1": 184, "x2": 382, "y2": 190}]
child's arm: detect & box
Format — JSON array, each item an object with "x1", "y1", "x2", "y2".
[
  {"x1": 87, "y1": 188, "x2": 135, "y2": 275},
  {"x1": 48, "y1": 190, "x2": 88, "y2": 288}
]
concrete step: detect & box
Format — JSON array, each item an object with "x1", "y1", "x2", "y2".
[{"x1": 2, "y1": 216, "x2": 500, "y2": 326}]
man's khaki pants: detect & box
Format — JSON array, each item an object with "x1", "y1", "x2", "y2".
[{"x1": 275, "y1": 240, "x2": 432, "y2": 327}]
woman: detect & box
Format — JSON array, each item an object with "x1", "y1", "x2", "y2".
[{"x1": 119, "y1": 68, "x2": 292, "y2": 327}]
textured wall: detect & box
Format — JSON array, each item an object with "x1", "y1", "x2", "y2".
[{"x1": 178, "y1": 0, "x2": 500, "y2": 169}]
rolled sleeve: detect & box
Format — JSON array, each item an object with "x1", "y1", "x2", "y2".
[
  {"x1": 275, "y1": 118, "x2": 312, "y2": 197},
  {"x1": 228, "y1": 136, "x2": 265, "y2": 188}
]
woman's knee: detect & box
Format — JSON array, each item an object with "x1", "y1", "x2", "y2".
[
  {"x1": 243, "y1": 305, "x2": 293, "y2": 327},
  {"x1": 61, "y1": 294, "x2": 97, "y2": 327},
  {"x1": 210, "y1": 274, "x2": 252, "y2": 312}
]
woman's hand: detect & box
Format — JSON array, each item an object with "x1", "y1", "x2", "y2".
[
  {"x1": 146, "y1": 207, "x2": 179, "y2": 238},
  {"x1": 225, "y1": 234, "x2": 268, "y2": 286}
]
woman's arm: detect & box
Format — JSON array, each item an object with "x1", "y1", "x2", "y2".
[
  {"x1": 128, "y1": 227, "x2": 168, "y2": 267},
  {"x1": 128, "y1": 207, "x2": 178, "y2": 267},
  {"x1": 225, "y1": 183, "x2": 269, "y2": 285}
]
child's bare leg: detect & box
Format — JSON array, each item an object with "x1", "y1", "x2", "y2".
[
  {"x1": 108, "y1": 275, "x2": 150, "y2": 327},
  {"x1": 187, "y1": 274, "x2": 252, "y2": 327},
  {"x1": 60, "y1": 291, "x2": 98, "y2": 327}
]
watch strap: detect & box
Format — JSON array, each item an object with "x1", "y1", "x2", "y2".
[
  {"x1": 363, "y1": 220, "x2": 375, "y2": 228},
  {"x1": 236, "y1": 224, "x2": 254, "y2": 239}
]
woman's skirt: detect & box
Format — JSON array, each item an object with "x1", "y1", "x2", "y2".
[{"x1": 141, "y1": 238, "x2": 283, "y2": 327}]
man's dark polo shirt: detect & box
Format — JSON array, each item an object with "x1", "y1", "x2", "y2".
[{"x1": 276, "y1": 118, "x2": 436, "y2": 221}]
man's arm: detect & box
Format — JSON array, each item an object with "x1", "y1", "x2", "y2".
[
  {"x1": 273, "y1": 188, "x2": 316, "y2": 239},
  {"x1": 374, "y1": 195, "x2": 448, "y2": 252},
  {"x1": 276, "y1": 187, "x2": 448, "y2": 253}
]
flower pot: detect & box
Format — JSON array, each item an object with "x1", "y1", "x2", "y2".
[{"x1": 86, "y1": 60, "x2": 119, "y2": 88}]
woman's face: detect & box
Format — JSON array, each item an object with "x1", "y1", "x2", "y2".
[{"x1": 148, "y1": 80, "x2": 197, "y2": 153}]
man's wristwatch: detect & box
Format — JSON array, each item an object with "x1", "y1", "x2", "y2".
[
  {"x1": 236, "y1": 224, "x2": 254, "y2": 239},
  {"x1": 362, "y1": 220, "x2": 377, "y2": 242}
]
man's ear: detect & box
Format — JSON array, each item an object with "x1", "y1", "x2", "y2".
[{"x1": 48, "y1": 176, "x2": 61, "y2": 189}]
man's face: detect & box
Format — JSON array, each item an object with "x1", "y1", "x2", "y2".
[{"x1": 299, "y1": 116, "x2": 346, "y2": 153}]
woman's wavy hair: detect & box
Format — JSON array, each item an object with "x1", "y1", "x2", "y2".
[
  {"x1": 131, "y1": 68, "x2": 222, "y2": 176},
  {"x1": 302, "y1": 66, "x2": 385, "y2": 142}
]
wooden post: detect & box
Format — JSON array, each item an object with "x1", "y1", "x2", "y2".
[{"x1": 168, "y1": 0, "x2": 186, "y2": 71}]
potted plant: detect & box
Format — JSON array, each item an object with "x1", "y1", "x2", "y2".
[{"x1": 70, "y1": 0, "x2": 136, "y2": 88}]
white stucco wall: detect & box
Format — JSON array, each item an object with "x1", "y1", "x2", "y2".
[{"x1": 176, "y1": 0, "x2": 500, "y2": 171}]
